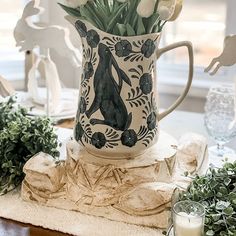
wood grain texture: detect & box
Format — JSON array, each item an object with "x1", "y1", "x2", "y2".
[
  {"x1": 0, "y1": 218, "x2": 70, "y2": 236},
  {"x1": 21, "y1": 132, "x2": 208, "y2": 229},
  {"x1": 56, "y1": 119, "x2": 75, "y2": 129}
]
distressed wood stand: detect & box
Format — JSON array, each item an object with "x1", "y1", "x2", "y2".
[{"x1": 21, "y1": 131, "x2": 208, "y2": 229}]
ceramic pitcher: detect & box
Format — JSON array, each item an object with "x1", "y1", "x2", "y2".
[{"x1": 71, "y1": 19, "x2": 193, "y2": 159}]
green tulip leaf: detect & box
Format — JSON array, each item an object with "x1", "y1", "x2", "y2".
[{"x1": 126, "y1": 23, "x2": 136, "y2": 36}]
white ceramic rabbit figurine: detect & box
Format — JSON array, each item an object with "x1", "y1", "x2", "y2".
[
  {"x1": 205, "y1": 35, "x2": 236, "y2": 75},
  {"x1": 14, "y1": 0, "x2": 82, "y2": 115},
  {"x1": 14, "y1": 0, "x2": 82, "y2": 66},
  {"x1": 28, "y1": 54, "x2": 62, "y2": 114}
]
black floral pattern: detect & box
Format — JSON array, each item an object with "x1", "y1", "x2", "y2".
[
  {"x1": 79, "y1": 97, "x2": 86, "y2": 114},
  {"x1": 139, "y1": 73, "x2": 153, "y2": 95},
  {"x1": 141, "y1": 39, "x2": 156, "y2": 58},
  {"x1": 75, "y1": 20, "x2": 87, "y2": 38},
  {"x1": 121, "y1": 129, "x2": 138, "y2": 147},
  {"x1": 74, "y1": 122, "x2": 84, "y2": 142},
  {"x1": 115, "y1": 40, "x2": 132, "y2": 57},
  {"x1": 147, "y1": 112, "x2": 157, "y2": 130},
  {"x1": 86, "y1": 30, "x2": 100, "y2": 48},
  {"x1": 84, "y1": 62, "x2": 94, "y2": 80},
  {"x1": 74, "y1": 23, "x2": 160, "y2": 149},
  {"x1": 91, "y1": 132, "x2": 106, "y2": 149}
]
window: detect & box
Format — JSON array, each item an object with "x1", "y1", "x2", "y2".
[
  {"x1": 1, "y1": 1, "x2": 235, "y2": 94},
  {"x1": 163, "y1": 0, "x2": 226, "y2": 67},
  {"x1": 0, "y1": 0, "x2": 25, "y2": 87},
  {"x1": 157, "y1": 0, "x2": 235, "y2": 97}
]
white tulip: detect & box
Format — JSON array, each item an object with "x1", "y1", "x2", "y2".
[
  {"x1": 58, "y1": 0, "x2": 88, "y2": 8},
  {"x1": 158, "y1": 0, "x2": 183, "y2": 21},
  {"x1": 158, "y1": 6, "x2": 171, "y2": 21},
  {"x1": 169, "y1": 0, "x2": 183, "y2": 21},
  {"x1": 157, "y1": 0, "x2": 176, "y2": 20},
  {"x1": 137, "y1": 0, "x2": 156, "y2": 18}
]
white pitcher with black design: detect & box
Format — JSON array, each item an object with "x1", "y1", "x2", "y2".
[{"x1": 70, "y1": 19, "x2": 193, "y2": 159}]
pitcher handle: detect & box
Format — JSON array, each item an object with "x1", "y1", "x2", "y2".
[{"x1": 156, "y1": 41, "x2": 194, "y2": 121}]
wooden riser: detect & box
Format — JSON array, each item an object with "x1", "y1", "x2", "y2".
[{"x1": 21, "y1": 131, "x2": 208, "y2": 229}]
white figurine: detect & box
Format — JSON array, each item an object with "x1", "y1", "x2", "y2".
[
  {"x1": 205, "y1": 35, "x2": 236, "y2": 75},
  {"x1": 28, "y1": 54, "x2": 62, "y2": 113},
  {"x1": 14, "y1": 0, "x2": 81, "y2": 65},
  {"x1": 14, "y1": 0, "x2": 82, "y2": 115}
]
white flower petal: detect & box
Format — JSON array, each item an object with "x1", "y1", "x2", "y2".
[
  {"x1": 137, "y1": 0, "x2": 156, "y2": 18},
  {"x1": 158, "y1": 6, "x2": 171, "y2": 21},
  {"x1": 158, "y1": 0, "x2": 176, "y2": 20},
  {"x1": 169, "y1": 0, "x2": 183, "y2": 21}
]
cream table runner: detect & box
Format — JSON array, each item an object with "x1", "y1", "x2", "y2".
[
  {"x1": 0, "y1": 189, "x2": 164, "y2": 236},
  {"x1": 0, "y1": 127, "x2": 164, "y2": 236}
]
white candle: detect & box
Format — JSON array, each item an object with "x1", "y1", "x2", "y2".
[{"x1": 175, "y1": 212, "x2": 203, "y2": 236}]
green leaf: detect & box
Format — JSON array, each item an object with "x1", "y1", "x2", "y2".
[
  {"x1": 86, "y1": 2, "x2": 106, "y2": 30},
  {"x1": 219, "y1": 186, "x2": 228, "y2": 195},
  {"x1": 223, "y1": 207, "x2": 234, "y2": 215},
  {"x1": 107, "y1": 3, "x2": 128, "y2": 33},
  {"x1": 124, "y1": 0, "x2": 138, "y2": 24},
  {"x1": 94, "y1": 0, "x2": 110, "y2": 17},
  {"x1": 223, "y1": 162, "x2": 234, "y2": 169},
  {"x1": 136, "y1": 16, "x2": 146, "y2": 35},
  {"x1": 212, "y1": 214, "x2": 221, "y2": 222},
  {"x1": 146, "y1": 13, "x2": 160, "y2": 33},
  {"x1": 216, "y1": 201, "x2": 230, "y2": 210},
  {"x1": 117, "y1": 23, "x2": 126, "y2": 36},
  {"x1": 229, "y1": 192, "x2": 236, "y2": 201},
  {"x1": 80, "y1": 5, "x2": 104, "y2": 30},
  {"x1": 126, "y1": 24, "x2": 136, "y2": 36},
  {"x1": 206, "y1": 230, "x2": 215, "y2": 236},
  {"x1": 226, "y1": 216, "x2": 236, "y2": 225},
  {"x1": 224, "y1": 177, "x2": 231, "y2": 186}
]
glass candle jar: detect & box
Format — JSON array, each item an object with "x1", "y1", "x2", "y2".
[{"x1": 173, "y1": 201, "x2": 205, "y2": 236}]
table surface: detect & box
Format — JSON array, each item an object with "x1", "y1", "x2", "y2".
[{"x1": 1, "y1": 110, "x2": 235, "y2": 236}]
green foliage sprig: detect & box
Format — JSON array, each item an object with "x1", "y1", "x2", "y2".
[
  {"x1": 180, "y1": 162, "x2": 236, "y2": 236},
  {"x1": 0, "y1": 98, "x2": 60, "y2": 195},
  {"x1": 58, "y1": 0, "x2": 168, "y2": 36}
]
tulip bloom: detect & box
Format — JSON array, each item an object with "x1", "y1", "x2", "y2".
[{"x1": 137, "y1": 0, "x2": 156, "y2": 18}]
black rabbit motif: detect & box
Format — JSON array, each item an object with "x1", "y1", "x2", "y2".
[{"x1": 86, "y1": 43, "x2": 132, "y2": 131}]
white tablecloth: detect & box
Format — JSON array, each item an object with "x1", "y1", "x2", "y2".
[{"x1": 160, "y1": 110, "x2": 236, "y2": 148}]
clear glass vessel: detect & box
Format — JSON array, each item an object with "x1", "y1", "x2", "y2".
[
  {"x1": 204, "y1": 84, "x2": 236, "y2": 157},
  {"x1": 172, "y1": 201, "x2": 205, "y2": 236}
]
